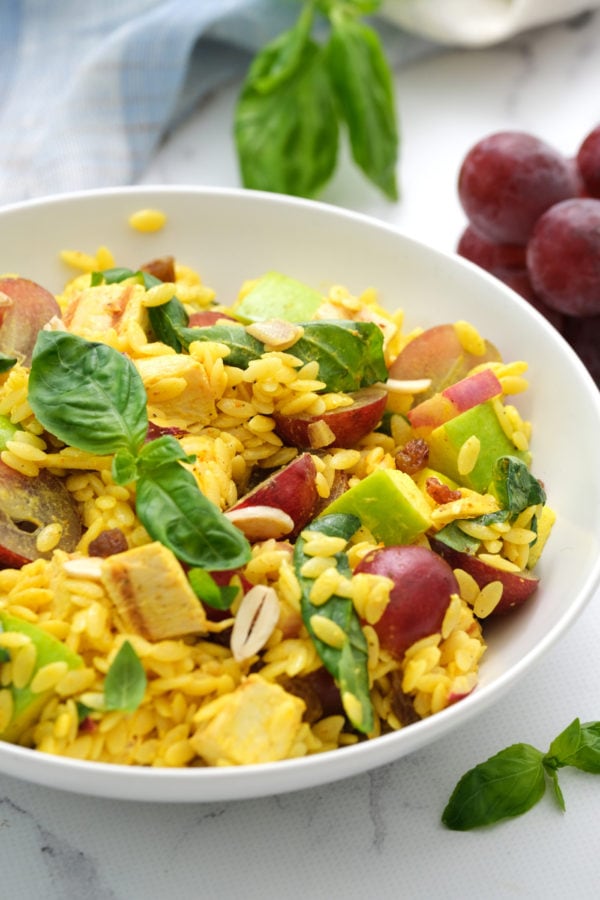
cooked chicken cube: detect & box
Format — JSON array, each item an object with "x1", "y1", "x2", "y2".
[
  {"x1": 63, "y1": 282, "x2": 148, "y2": 340},
  {"x1": 100, "y1": 542, "x2": 207, "y2": 640},
  {"x1": 134, "y1": 354, "x2": 216, "y2": 428},
  {"x1": 191, "y1": 674, "x2": 306, "y2": 765}
]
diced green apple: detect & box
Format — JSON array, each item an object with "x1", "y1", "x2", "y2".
[
  {"x1": 321, "y1": 468, "x2": 432, "y2": 545},
  {"x1": 232, "y1": 271, "x2": 324, "y2": 324},
  {"x1": 0, "y1": 612, "x2": 83, "y2": 742},
  {"x1": 427, "y1": 400, "x2": 530, "y2": 492}
]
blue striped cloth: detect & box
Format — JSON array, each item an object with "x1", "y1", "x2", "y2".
[{"x1": 0, "y1": 1, "x2": 434, "y2": 205}]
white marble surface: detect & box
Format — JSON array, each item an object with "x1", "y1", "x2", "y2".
[{"x1": 3, "y1": 9, "x2": 600, "y2": 899}]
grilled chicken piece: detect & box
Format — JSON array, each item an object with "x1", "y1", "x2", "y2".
[
  {"x1": 134, "y1": 354, "x2": 216, "y2": 428},
  {"x1": 63, "y1": 282, "x2": 148, "y2": 340},
  {"x1": 191, "y1": 674, "x2": 305, "y2": 765},
  {"x1": 100, "y1": 542, "x2": 207, "y2": 641}
]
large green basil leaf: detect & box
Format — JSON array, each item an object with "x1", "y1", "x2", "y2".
[
  {"x1": 442, "y1": 743, "x2": 547, "y2": 830},
  {"x1": 178, "y1": 323, "x2": 264, "y2": 368},
  {"x1": 136, "y1": 461, "x2": 251, "y2": 570},
  {"x1": 294, "y1": 512, "x2": 373, "y2": 734},
  {"x1": 29, "y1": 332, "x2": 148, "y2": 456},
  {"x1": 326, "y1": 15, "x2": 398, "y2": 200},
  {"x1": 294, "y1": 320, "x2": 388, "y2": 391},
  {"x1": 235, "y1": 37, "x2": 339, "y2": 198}
]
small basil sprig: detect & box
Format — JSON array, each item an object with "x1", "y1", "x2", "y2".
[
  {"x1": 28, "y1": 331, "x2": 251, "y2": 571},
  {"x1": 104, "y1": 640, "x2": 147, "y2": 712},
  {"x1": 234, "y1": 0, "x2": 399, "y2": 200},
  {"x1": 442, "y1": 718, "x2": 600, "y2": 830},
  {"x1": 293, "y1": 512, "x2": 374, "y2": 734},
  {"x1": 490, "y1": 456, "x2": 546, "y2": 517}
]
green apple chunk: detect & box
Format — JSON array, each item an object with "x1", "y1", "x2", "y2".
[
  {"x1": 232, "y1": 271, "x2": 324, "y2": 323},
  {"x1": 0, "y1": 612, "x2": 83, "y2": 742},
  {"x1": 427, "y1": 400, "x2": 530, "y2": 492},
  {"x1": 321, "y1": 469, "x2": 432, "y2": 545}
]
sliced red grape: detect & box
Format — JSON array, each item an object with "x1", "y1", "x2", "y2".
[
  {"x1": 526, "y1": 198, "x2": 600, "y2": 317},
  {"x1": 458, "y1": 131, "x2": 579, "y2": 244},
  {"x1": 576, "y1": 124, "x2": 600, "y2": 199}
]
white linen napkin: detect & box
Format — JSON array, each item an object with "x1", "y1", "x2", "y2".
[{"x1": 381, "y1": 0, "x2": 599, "y2": 46}]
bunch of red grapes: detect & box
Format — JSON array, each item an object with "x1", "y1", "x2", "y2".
[{"x1": 456, "y1": 126, "x2": 600, "y2": 387}]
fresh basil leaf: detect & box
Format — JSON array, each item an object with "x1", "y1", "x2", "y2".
[
  {"x1": 178, "y1": 323, "x2": 264, "y2": 368},
  {"x1": 112, "y1": 448, "x2": 139, "y2": 486},
  {"x1": 136, "y1": 462, "x2": 251, "y2": 571},
  {"x1": 327, "y1": 15, "x2": 398, "y2": 200},
  {"x1": 545, "y1": 718, "x2": 600, "y2": 774},
  {"x1": 188, "y1": 568, "x2": 239, "y2": 610},
  {"x1": 544, "y1": 765, "x2": 566, "y2": 811},
  {"x1": 28, "y1": 332, "x2": 148, "y2": 456},
  {"x1": 442, "y1": 743, "x2": 547, "y2": 830},
  {"x1": 136, "y1": 435, "x2": 195, "y2": 472},
  {"x1": 248, "y1": 0, "x2": 314, "y2": 94},
  {"x1": 91, "y1": 267, "x2": 161, "y2": 289},
  {"x1": 490, "y1": 456, "x2": 546, "y2": 516},
  {"x1": 434, "y1": 522, "x2": 480, "y2": 554},
  {"x1": 104, "y1": 640, "x2": 147, "y2": 712},
  {"x1": 0, "y1": 353, "x2": 16, "y2": 373},
  {"x1": 235, "y1": 37, "x2": 339, "y2": 198},
  {"x1": 434, "y1": 510, "x2": 511, "y2": 553},
  {"x1": 148, "y1": 295, "x2": 189, "y2": 353},
  {"x1": 294, "y1": 512, "x2": 373, "y2": 734},
  {"x1": 293, "y1": 321, "x2": 388, "y2": 391}
]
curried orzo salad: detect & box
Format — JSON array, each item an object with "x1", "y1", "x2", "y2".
[{"x1": 0, "y1": 232, "x2": 555, "y2": 768}]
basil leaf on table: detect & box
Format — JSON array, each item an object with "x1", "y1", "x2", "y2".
[
  {"x1": 442, "y1": 717, "x2": 600, "y2": 830},
  {"x1": 294, "y1": 512, "x2": 373, "y2": 734},
  {"x1": 442, "y1": 743, "x2": 547, "y2": 830},
  {"x1": 544, "y1": 718, "x2": 600, "y2": 774},
  {"x1": 235, "y1": 37, "x2": 339, "y2": 198},
  {"x1": 326, "y1": 13, "x2": 399, "y2": 200},
  {"x1": 28, "y1": 332, "x2": 148, "y2": 456},
  {"x1": 104, "y1": 640, "x2": 147, "y2": 712},
  {"x1": 248, "y1": 0, "x2": 315, "y2": 95}
]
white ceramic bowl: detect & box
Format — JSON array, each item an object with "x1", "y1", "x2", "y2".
[{"x1": 0, "y1": 186, "x2": 599, "y2": 803}]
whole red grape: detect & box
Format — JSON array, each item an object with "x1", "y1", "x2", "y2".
[
  {"x1": 458, "y1": 131, "x2": 579, "y2": 244},
  {"x1": 456, "y1": 225, "x2": 526, "y2": 274},
  {"x1": 576, "y1": 124, "x2": 600, "y2": 198},
  {"x1": 526, "y1": 198, "x2": 600, "y2": 317},
  {"x1": 563, "y1": 314, "x2": 600, "y2": 386}
]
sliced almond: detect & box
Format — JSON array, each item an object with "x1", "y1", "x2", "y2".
[
  {"x1": 0, "y1": 291, "x2": 13, "y2": 308},
  {"x1": 379, "y1": 377, "x2": 432, "y2": 396},
  {"x1": 43, "y1": 315, "x2": 67, "y2": 332},
  {"x1": 224, "y1": 504, "x2": 294, "y2": 540},
  {"x1": 307, "y1": 419, "x2": 336, "y2": 449},
  {"x1": 230, "y1": 584, "x2": 280, "y2": 662},
  {"x1": 245, "y1": 318, "x2": 304, "y2": 350},
  {"x1": 62, "y1": 556, "x2": 104, "y2": 579}
]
